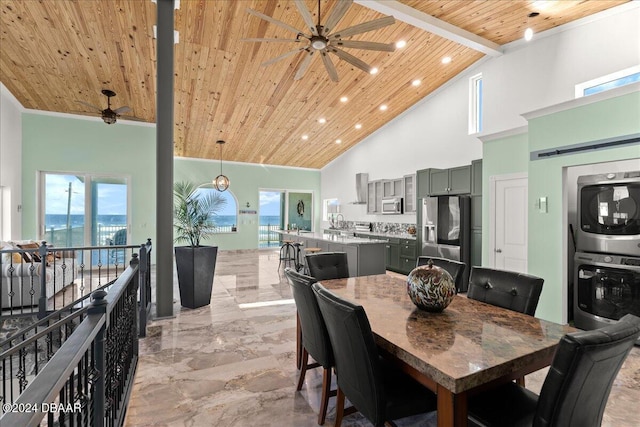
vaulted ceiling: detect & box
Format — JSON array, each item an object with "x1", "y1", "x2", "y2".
[{"x1": 0, "y1": 0, "x2": 628, "y2": 168}]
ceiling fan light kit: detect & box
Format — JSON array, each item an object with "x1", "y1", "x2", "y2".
[
  {"x1": 76, "y1": 89, "x2": 134, "y2": 125},
  {"x1": 243, "y1": 0, "x2": 396, "y2": 82}
]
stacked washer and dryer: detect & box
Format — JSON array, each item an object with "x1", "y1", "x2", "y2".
[{"x1": 574, "y1": 171, "x2": 640, "y2": 337}]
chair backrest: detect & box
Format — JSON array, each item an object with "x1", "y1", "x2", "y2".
[
  {"x1": 535, "y1": 314, "x2": 640, "y2": 427},
  {"x1": 416, "y1": 256, "x2": 466, "y2": 292},
  {"x1": 113, "y1": 228, "x2": 127, "y2": 245},
  {"x1": 312, "y1": 282, "x2": 386, "y2": 426},
  {"x1": 467, "y1": 266, "x2": 543, "y2": 315},
  {"x1": 306, "y1": 252, "x2": 349, "y2": 281},
  {"x1": 284, "y1": 268, "x2": 333, "y2": 368}
]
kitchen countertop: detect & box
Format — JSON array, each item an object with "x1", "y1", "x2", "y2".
[
  {"x1": 324, "y1": 228, "x2": 417, "y2": 241},
  {"x1": 277, "y1": 230, "x2": 387, "y2": 245}
]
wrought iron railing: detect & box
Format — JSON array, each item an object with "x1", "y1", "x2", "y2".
[
  {"x1": 0, "y1": 255, "x2": 142, "y2": 426},
  {"x1": 259, "y1": 223, "x2": 281, "y2": 248},
  {"x1": 1, "y1": 240, "x2": 150, "y2": 319}
]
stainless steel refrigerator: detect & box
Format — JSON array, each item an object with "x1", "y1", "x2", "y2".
[{"x1": 420, "y1": 196, "x2": 471, "y2": 291}]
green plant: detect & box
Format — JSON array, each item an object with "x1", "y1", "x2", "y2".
[{"x1": 173, "y1": 181, "x2": 227, "y2": 247}]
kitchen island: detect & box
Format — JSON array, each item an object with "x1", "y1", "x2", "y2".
[{"x1": 278, "y1": 231, "x2": 386, "y2": 277}]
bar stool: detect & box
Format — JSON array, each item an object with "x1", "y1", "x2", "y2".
[
  {"x1": 292, "y1": 241, "x2": 304, "y2": 272},
  {"x1": 278, "y1": 240, "x2": 296, "y2": 270},
  {"x1": 303, "y1": 247, "x2": 322, "y2": 275}
]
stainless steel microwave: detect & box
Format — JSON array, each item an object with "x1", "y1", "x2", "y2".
[{"x1": 382, "y1": 197, "x2": 403, "y2": 214}]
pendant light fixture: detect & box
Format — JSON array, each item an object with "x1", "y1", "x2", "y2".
[{"x1": 213, "y1": 140, "x2": 230, "y2": 192}]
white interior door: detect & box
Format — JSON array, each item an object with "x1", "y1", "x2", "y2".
[{"x1": 492, "y1": 174, "x2": 528, "y2": 272}]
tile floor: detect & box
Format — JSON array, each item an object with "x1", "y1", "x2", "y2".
[{"x1": 124, "y1": 249, "x2": 639, "y2": 427}]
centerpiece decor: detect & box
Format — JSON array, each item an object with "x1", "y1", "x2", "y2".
[
  {"x1": 407, "y1": 259, "x2": 456, "y2": 312},
  {"x1": 174, "y1": 181, "x2": 226, "y2": 309}
]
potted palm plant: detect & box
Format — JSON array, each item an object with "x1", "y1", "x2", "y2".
[{"x1": 174, "y1": 181, "x2": 226, "y2": 308}]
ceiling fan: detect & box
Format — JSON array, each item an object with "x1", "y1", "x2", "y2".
[
  {"x1": 77, "y1": 89, "x2": 136, "y2": 125},
  {"x1": 243, "y1": 0, "x2": 396, "y2": 82}
]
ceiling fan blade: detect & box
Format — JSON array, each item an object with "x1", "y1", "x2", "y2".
[
  {"x1": 332, "y1": 39, "x2": 395, "y2": 52},
  {"x1": 294, "y1": 50, "x2": 316, "y2": 81},
  {"x1": 261, "y1": 47, "x2": 305, "y2": 66},
  {"x1": 294, "y1": 0, "x2": 318, "y2": 36},
  {"x1": 119, "y1": 114, "x2": 146, "y2": 122},
  {"x1": 322, "y1": 0, "x2": 352, "y2": 35},
  {"x1": 329, "y1": 47, "x2": 372, "y2": 73},
  {"x1": 76, "y1": 100, "x2": 103, "y2": 112},
  {"x1": 246, "y1": 8, "x2": 303, "y2": 36},
  {"x1": 320, "y1": 51, "x2": 339, "y2": 82},
  {"x1": 241, "y1": 37, "x2": 302, "y2": 43},
  {"x1": 113, "y1": 106, "x2": 131, "y2": 115},
  {"x1": 330, "y1": 15, "x2": 395, "y2": 39}
]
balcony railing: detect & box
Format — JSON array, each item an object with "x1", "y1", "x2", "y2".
[{"x1": 0, "y1": 245, "x2": 150, "y2": 426}]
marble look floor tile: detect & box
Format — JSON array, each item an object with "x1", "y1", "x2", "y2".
[{"x1": 126, "y1": 249, "x2": 640, "y2": 427}]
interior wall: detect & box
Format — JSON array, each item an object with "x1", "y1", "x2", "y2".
[
  {"x1": 21, "y1": 113, "x2": 157, "y2": 249},
  {"x1": 527, "y1": 90, "x2": 640, "y2": 324},
  {"x1": 0, "y1": 84, "x2": 23, "y2": 240},
  {"x1": 174, "y1": 157, "x2": 321, "y2": 250},
  {"x1": 320, "y1": 5, "x2": 640, "y2": 228}
]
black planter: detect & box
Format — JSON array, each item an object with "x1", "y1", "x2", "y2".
[{"x1": 175, "y1": 245, "x2": 218, "y2": 309}]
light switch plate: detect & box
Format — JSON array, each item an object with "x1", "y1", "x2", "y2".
[{"x1": 538, "y1": 197, "x2": 548, "y2": 213}]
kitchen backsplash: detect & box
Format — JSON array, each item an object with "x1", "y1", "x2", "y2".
[{"x1": 339, "y1": 221, "x2": 416, "y2": 234}]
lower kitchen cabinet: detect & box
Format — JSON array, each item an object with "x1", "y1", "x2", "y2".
[
  {"x1": 471, "y1": 228, "x2": 482, "y2": 267},
  {"x1": 385, "y1": 238, "x2": 401, "y2": 272},
  {"x1": 399, "y1": 238, "x2": 417, "y2": 274}
]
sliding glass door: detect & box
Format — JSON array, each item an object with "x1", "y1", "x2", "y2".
[{"x1": 40, "y1": 172, "x2": 129, "y2": 248}]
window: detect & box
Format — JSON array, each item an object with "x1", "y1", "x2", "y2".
[
  {"x1": 575, "y1": 65, "x2": 640, "y2": 98},
  {"x1": 469, "y1": 73, "x2": 483, "y2": 135},
  {"x1": 323, "y1": 198, "x2": 339, "y2": 222},
  {"x1": 39, "y1": 172, "x2": 129, "y2": 247},
  {"x1": 195, "y1": 186, "x2": 238, "y2": 233}
]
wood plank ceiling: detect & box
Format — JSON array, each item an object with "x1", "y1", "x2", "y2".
[{"x1": 0, "y1": 0, "x2": 628, "y2": 169}]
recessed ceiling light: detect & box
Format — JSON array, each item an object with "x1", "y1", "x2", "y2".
[
  {"x1": 396, "y1": 40, "x2": 406, "y2": 49},
  {"x1": 412, "y1": 79, "x2": 421, "y2": 86},
  {"x1": 318, "y1": 118, "x2": 327, "y2": 124},
  {"x1": 301, "y1": 134, "x2": 309, "y2": 140},
  {"x1": 379, "y1": 104, "x2": 388, "y2": 111},
  {"x1": 355, "y1": 123, "x2": 362, "y2": 130},
  {"x1": 442, "y1": 56, "x2": 452, "y2": 64},
  {"x1": 340, "y1": 96, "x2": 348, "y2": 103},
  {"x1": 524, "y1": 28, "x2": 534, "y2": 41},
  {"x1": 335, "y1": 139, "x2": 342, "y2": 144},
  {"x1": 370, "y1": 67, "x2": 379, "y2": 75}
]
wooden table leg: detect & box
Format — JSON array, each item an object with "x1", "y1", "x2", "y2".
[{"x1": 437, "y1": 385, "x2": 467, "y2": 427}]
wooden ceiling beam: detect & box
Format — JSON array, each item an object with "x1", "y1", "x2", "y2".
[{"x1": 355, "y1": 0, "x2": 503, "y2": 57}]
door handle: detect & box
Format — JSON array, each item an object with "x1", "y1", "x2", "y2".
[{"x1": 495, "y1": 248, "x2": 502, "y2": 253}]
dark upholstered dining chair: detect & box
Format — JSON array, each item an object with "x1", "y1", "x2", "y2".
[
  {"x1": 416, "y1": 256, "x2": 467, "y2": 293},
  {"x1": 467, "y1": 314, "x2": 640, "y2": 427},
  {"x1": 312, "y1": 283, "x2": 437, "y2": 427},
  {"x1": 305, "y1": 252, "x2": 349, "y2": 281},
  {"x1": 284, "y1": 268, "x2": 335, "y2": 425},
  {"x1": 467, "y1": 267, "x2": 544, "y2": 316}
]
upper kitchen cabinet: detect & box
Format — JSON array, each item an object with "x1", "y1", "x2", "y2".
[
  {"x1": 430, "y1": 165, "x2": 471, "y2": 195},
  {"x1": 383, "y1": 179, "x2": 403, "y2": 198},
  {"x1": 367, "y1": 180, "x2": 384, "y2": 214},
  {"x1": 471, "y1": 159, "x2": 483, "y2": 196},
  {"x1": 416, "y1": 168, "x2": 439, "y2": 199},
  {"x1": 403, "y1": 174, "x2": 416, "y2": 213}
]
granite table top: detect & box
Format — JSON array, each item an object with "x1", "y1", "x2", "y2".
[{"x1": 319, "y1": 274, "x2": 575, "y2": 395}]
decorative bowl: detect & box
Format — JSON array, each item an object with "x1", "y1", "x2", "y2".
[{"x1": 406, "y1": 260, "x2": 456, "y2": 312}]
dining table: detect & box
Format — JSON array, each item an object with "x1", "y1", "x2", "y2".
[{"x1": 318, "y1": 274, "x2": 576, "y2": 427}]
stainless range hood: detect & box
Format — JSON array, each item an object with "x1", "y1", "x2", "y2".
[{"x1": 352, "y1": 173, "x2": 368, "y2": 204}]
